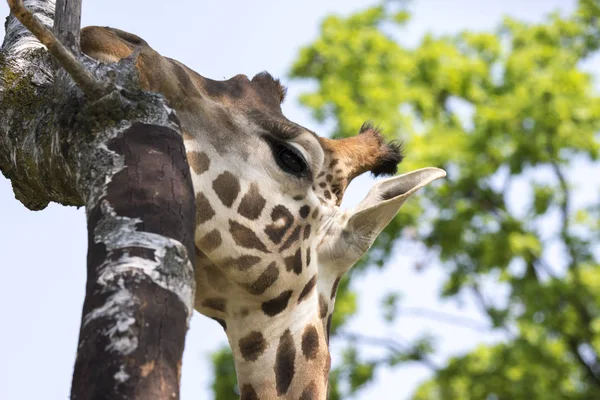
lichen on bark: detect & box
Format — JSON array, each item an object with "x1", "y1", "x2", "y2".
[{"x1": 0, "y1": 19, "x2": 176, "y2": 211}]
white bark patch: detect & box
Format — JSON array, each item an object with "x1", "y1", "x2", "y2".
[
  {"x1": 83, "y1": 279, "x2": 139, "y2": 355},
  {"x1": 114, "y1": 365, "x2": 130, "y2": 383},
  {"x1": 83, "y1": 122, "x2": 128, "y2": 212},
  {"x1": 92, "y1": 200, "x2": 195, "y2": 319},
  {"x1": 81, "y1": 196, "x2": 195, "y2": 358},
  {"x1": 3, "y1": 0, "x2": 56, "y2": 82}
]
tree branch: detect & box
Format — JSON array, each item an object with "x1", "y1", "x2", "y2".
[
  {"x1": 549, "y1": 157, "x2": 580, "y2": 270},
  {"x1": 399, "y1": 307, "x2": 491, "y2": 332},
  {"x1": 469, "y1": 283, "x2": 515, "y2": 338},
  {"x1": 470, "y1": 283, "x2": 491, "y2": 316},
  {"x1": 533, "y1": 257, "x2": 558, "y2": 279},
  {"x1": 54, "y1": 0, "x2": 81, "y2": 51},
  {"x1": 337, "y1": 331, "x2": 440, "y2": 370},
  {"x1": 568, "y1": 339, "x2": 600, "y2": 388},
  {"x1": 7, "y1": 0, "x2": 106, "y2": 98},
  {"x1": 546, "y1": 147, "x2": 600, "y2": 386}
]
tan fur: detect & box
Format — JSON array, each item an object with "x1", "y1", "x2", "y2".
[{"x1": 320, "y1": 130, "x2": 387, "y2": 179}]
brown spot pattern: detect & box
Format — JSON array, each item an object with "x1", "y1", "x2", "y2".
[
  {"x1": 229, "y1": 220, "x2": 270, "y2": 253},
  {"x1": 326, "y1": 314, "x2": 333, "y2": 344},
  {"x1": 265, "y1": 205, "x2": 294, "y2": 244},
  {"x1": 303, "y1": 225, "x2": 312, "y2": 240},
  {"x1": 324, "y1": 190, "x2": 332, "y2": 200},
  {"x1": 198, "y1": 229, "x2": 222, "y2": 252},
  {"x1": 262, "y1": 290, "x2": 293, "y2": 316},
  {"x1": 280, "y1": 226, "x2": 301, "y2": 252},
  {"x1": 275, "y1": 329, "x2": 296, "y2": 395},
  {"x1": 241, "y1": 384, "x2": 258, "y2": 400},
  {"x1": 331, "y1": 182, "x2": 343, "y2": 198},
  {"x1": 301, "y1": 325, "x2": 319, "y2": 360},
  {"x1": 205, "y1": 264, "x2": 229, "y2": 290},
  {"x1": 239, "y1": 331, "x2": 267, "y2": 362},
  {"x1": 237, "y1": 183, "x2": 266, "y2": 220},
  {"x1": 311, "y1": 209, "x2": 319, "y2": 219},
  {"x1": 324, "y1": 352, "x2": 331, "y2": 385},
  {"x1": 306, "y1": 248, "x2": 311, "y2": 268},
  {"x1": 331, "y1": 277, "x2": 342, "y2": 299},
  {"x1": 202, "y1": 298, "x2": 226, "y2": 313},
  {"x1": 300, "y1": 381, "x2": 317, "y2": 400},
  {"x1": 298, "y1": 275, "x2": 317, "y2": 303},
  {"x1": 187, "y1": 151, "x2": 210, "y2": 175},
  {"x1": 299, "y1": 205, "x2": 310, "y2": 218},
  {"x1": 196, "y1": 192, "x2": 215, "y2": 225},
  {"x1": 224, "y1": 255, "x2": 262, "y2": 271},
  {"x1": 319, "y1": 294, "x2": 328, "y2": 318},
  {"x1": 284, "y1": 249, "x2": 302, "y2": 274},
  {"x1": 246, "y1": 262, "x2": 279, "y2": 295},
  {"x1": 213, "y1": 171, "x2": 240, "y2": 207}
]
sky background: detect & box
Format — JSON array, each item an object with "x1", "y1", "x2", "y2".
[{"x1": 0, "y1": 0, "x2": 590, "y2": 399}]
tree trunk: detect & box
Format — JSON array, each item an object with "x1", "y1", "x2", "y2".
[
  {"x1": 73, "y1": 121, "x2": 196, "y2": 399},
  {"x1": 0, "y1": 1, "x2": 196, "y2": 399}
]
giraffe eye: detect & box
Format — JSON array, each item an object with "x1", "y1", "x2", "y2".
[{"x1": 267, "y1": 138, "x2": 309, "y2": 177}]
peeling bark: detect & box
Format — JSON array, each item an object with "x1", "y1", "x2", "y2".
[
  {"x1": 1, "y1": 1, "x2": 196, "y2": 399},
  {"x1": 74, "y1": 122, "x2": 196, "y2": 400}
]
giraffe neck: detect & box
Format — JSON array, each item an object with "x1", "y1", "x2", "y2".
[{"x1": 225, "y1": 287, "x2": 331, "y2": 399}]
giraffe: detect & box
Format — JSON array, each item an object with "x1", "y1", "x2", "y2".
[{"x1": 80, "y1": 26, "x2": 445, "y2": 399}]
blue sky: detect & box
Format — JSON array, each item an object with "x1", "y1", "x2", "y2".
[{"x1": 0, "y1": 1, "x2": 588, "y2": 399}]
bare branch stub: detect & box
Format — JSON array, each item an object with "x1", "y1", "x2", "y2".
[
  {"x1": 54, "y1": 0, "x2": 82, "y2": 51},
  {"x1": 7, "y1": 0, "x2": 106, "y2": 98}
]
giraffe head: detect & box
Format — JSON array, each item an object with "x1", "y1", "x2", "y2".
[{"x1": 81, "y1": 26, "x2": 445, "y2": 399}]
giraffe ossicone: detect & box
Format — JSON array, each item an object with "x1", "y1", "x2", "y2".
[{"x1": 81, "y1": 26, "x2": 446, "y2": 399}]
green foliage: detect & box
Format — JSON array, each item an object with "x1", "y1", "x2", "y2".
[
  {"x1": 289, "y1": 0, "x2": 600, "y2": 398},
  {"x1": 211, "y1": 347, "x2": 238, "y2": 400},
  {"x1": 413, "y1": 337, "x2": 589, "y2": 400},
  {"x1": 211, "y1": 1, "x2": 600, "y2": 398},
  {"x1": 382, "y1": 292, "x2": 401, "y2": 323}
]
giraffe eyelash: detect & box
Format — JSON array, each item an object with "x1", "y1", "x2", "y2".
[{"x1": 264, "y1": 136, "x2": 311, "y2": 179}]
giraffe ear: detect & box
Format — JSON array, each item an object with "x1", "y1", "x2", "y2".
[{"x1": 345, "y1": 167, "x2": 446, "y2": 254}]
